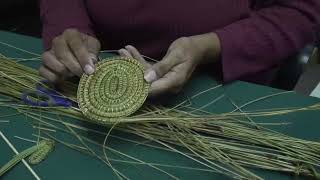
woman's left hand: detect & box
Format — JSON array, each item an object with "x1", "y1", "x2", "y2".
[{"x1": 118, "y1": 33, "x2": 221, "y2": 96}]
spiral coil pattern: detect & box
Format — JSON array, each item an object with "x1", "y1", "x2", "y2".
[
  {"x1": 77, "y1": 57, "x2": 149, "y2": 123},
  {"x1": 28, "y1": 140, "x2": 55, "y2": 165}
]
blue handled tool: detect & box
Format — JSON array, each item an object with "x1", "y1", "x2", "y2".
[{"x1": 22, "y1": 80, "x2": 74, "y2": 107}]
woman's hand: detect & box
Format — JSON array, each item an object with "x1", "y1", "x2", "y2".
[
  {"x1": 39, "y1": 29, "x2": 101, "y2": 83},
  {"x1": 119, "y1": 32, "x2": 221, "y2": 96}
]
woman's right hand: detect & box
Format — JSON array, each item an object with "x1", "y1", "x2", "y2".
[{"x1": 39, "y1": 29, "x2": 101, "y2": 83}]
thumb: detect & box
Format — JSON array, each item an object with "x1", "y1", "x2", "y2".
[{"x1": 144, "y1": 50, "x2": 180, "y2": 83}]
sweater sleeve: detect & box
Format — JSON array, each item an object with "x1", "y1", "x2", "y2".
[
  {"x1": 215, "y1": 0, "x2": 320, "y2": 82},
  {"x1": 40, "y1": 0, "x2": 95, "y2": 50}
]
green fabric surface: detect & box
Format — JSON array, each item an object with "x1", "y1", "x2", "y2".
[{"x1": 0, "y1": 31, "x2": 319, "y2": 180}]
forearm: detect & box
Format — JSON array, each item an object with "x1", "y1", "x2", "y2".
[{"x1": 214, "y1": 0, "x2": 320, "y2": 82}]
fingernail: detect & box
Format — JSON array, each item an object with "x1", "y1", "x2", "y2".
[
  {"x1": 144, "y1": 70, "x2": 157, "y2": 83},
  {"x1": 84, "y1": 65, "x2": 94, "y2": 75}
]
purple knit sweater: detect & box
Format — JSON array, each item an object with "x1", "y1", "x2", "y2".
[{"x1": 40, "y1": 0, "x2": 320, "y2": 84}]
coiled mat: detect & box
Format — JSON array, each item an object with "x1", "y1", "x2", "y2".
[{"x1": 77, "y1": 57, "x2": 150, "y2": 123}]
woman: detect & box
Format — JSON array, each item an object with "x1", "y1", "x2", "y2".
[{"x1": 39, "y1": 0, "x2": 320, "y2": 96}]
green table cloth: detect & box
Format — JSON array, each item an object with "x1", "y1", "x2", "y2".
[{"x1": 0, "y1": 31, "x2": 319, "y2": 180}]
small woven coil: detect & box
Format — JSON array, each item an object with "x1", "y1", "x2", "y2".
[
  {"x1": 28, "y1": 140, "x2": 55, "y2": 165},
  {"x1": 77, "y1": 57, "x2": 149, "y2": 123}
]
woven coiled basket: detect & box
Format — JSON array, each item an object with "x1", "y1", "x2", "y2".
[{"x1": 77, "y1": 57, "x2": 150, "y2": 124}]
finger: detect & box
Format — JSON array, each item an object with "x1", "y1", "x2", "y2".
[
  {"x1": 85, "y1": 35, "x2": 101, "y2": 63},
  {"x1": 53, "y1": 37, "x2": 84, "y2": 76},
  {"x1": 118, "y1": 48, "x2": 133, "y2": 58},
  {"x1": 42, "y1": 51, "x2": 68, "y2": 76},
  {"x1": 89, "y1": 53, "x2": 98, "y2": 64},
  {"x1": 144, "y1": 49, "x2": 181, "y2": 83},
  {"x1": 64, "y1": 29, "x2": 94, "y2": 75},
  {"x1": 39, "y1": 66, "x2": 60, "y2": 83},
  {"x1": 125, "y1": 45, "x2": 151, "y2": 69},
  {"x1": 148, "y1": 72, "x2": 182, "y2": 96},
  {"x1": 85, "y1": 35, "x2": 101, "y2": 55}
]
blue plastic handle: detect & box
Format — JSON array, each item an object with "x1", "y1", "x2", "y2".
[
  {"x1": 21, "y1": 91, "x2": 53, "y2": 107},
  {"x1": 21, "y1": 80, "x2": 73, "y2": 107}
]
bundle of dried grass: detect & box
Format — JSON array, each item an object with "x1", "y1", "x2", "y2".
[{"x1": 0, "y1": 54, "x2": 320, "y2": 179}]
